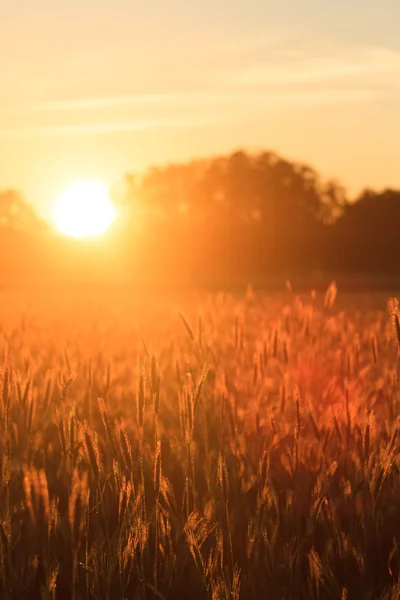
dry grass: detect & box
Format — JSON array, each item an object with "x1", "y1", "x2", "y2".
[{"x1": 0, "y1": 284, "x2": 400, "y2": 599}]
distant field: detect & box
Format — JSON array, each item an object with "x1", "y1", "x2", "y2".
[{"x1": 1, "y1": 285, "x2": 400, "y2": 599}]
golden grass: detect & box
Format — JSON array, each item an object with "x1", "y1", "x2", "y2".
[{"x1": 0, "y1": 285, "x2": 400, "y2": 599}]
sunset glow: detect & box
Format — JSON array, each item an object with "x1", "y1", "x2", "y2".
[
  {"x1": 52, "y1": 181, "x2": 116, "y2": 238},
  {"x1": 1, "y1": 1, "x2": 399, "y2": 216}
]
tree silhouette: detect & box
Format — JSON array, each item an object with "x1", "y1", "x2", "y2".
[
  {"x1": 117, "y1": 149, "x2": 348, "y2": 283},
  {"x1": 1, "y1": 149, "x2": 400, "y2": 288},
  {"x1": 330, "y1": 188, "x2": 400, "y2": 275},
  {"x1": 0, "y1": 190, "x2": 48, "y2": 232}
]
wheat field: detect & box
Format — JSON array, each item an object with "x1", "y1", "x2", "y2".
[{"x1": 1, "y1": 284, "x2": 400, "y2": 600}]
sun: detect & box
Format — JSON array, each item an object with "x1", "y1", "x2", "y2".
[{"x1": 52, "y1": 180, "x2": 116, "y2": 238}]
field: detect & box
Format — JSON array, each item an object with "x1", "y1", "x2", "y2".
[{"x1": 1, "y1": 284, "x2": 400, "y2": 600}]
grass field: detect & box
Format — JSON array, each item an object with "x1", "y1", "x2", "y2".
[{"x1": 1, "y1": 284, "x2": 400, "y2": 600}]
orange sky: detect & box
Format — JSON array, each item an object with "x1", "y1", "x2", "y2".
[{"x1": 1, "y1": 0, "x2": 399, "y2": 220}]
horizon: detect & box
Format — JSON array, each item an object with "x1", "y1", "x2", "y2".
[
  {"x1": 5, "y1": 147, "x2": 400, "y2": 228},
  {"x1": 1, "y1": 0, "x2": 399, "y2": 221}
]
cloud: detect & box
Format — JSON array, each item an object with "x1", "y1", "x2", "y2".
[
  {"x1": 273, "y1": 88, "x2": 384, "y2": 108},
  {"x1": 0, "y1": 84, "x2": 392, "y2": 139},
  {"x1": 224, "y1": 46, "x2": 400, "y2": 87},
  {"x1": 31, "y1": 93, "x2": 234, "y2": 112},
  {"x1": 1, "y1": 41, "x2": 398, "y2": 135},
  {"x1": 0, "y1": 115, "x2": 235, "y2": 138}
]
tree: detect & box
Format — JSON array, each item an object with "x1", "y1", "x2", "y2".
[
  {"x1": 0, "y1": 189, "x2": 49, "y2": 234},
  {"x1": 330, "y1": 188, "x2": 400, "y2": 274},
  {"x1": 117, "y1": 149, "x2": 348, "y2": 283}
]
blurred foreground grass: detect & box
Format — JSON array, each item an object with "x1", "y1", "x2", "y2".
[{"x1": 1, "y1": 284, "x2": 400, "y2": 600}]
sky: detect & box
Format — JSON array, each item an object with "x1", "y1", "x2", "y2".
[{"x1": 1, "y1": 0, "x2": 400, "y2": 220}]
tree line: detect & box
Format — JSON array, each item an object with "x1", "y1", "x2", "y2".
[
  {"x1": 1, "y1": 150, "x2": 399, "y2": 287},
  {"x1": 112, "y1": 150, "x2": 400, "y2": 285}
]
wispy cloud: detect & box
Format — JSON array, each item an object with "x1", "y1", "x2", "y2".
[
  {"x1": 0, "y1": 115, "x2": 235, "y2": 138},
  {"x1": 274, "y1": 88, "x2": 385, "y2": 107},
  {"x1": 1, "y1": 41, "x2": 398, "y2": 138},
  {"x1": 0, "y1": 86, "x2": 384, "y2": 140},
  {"x1": 2, "y1": 45, "x2": 397, "y2": 119},
  {"x1": 225, "y1": 46, "x2": 400, "y2": 87},
  {"x1": 9, "y1": 93, "x2": 235, "y2": 114}
]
